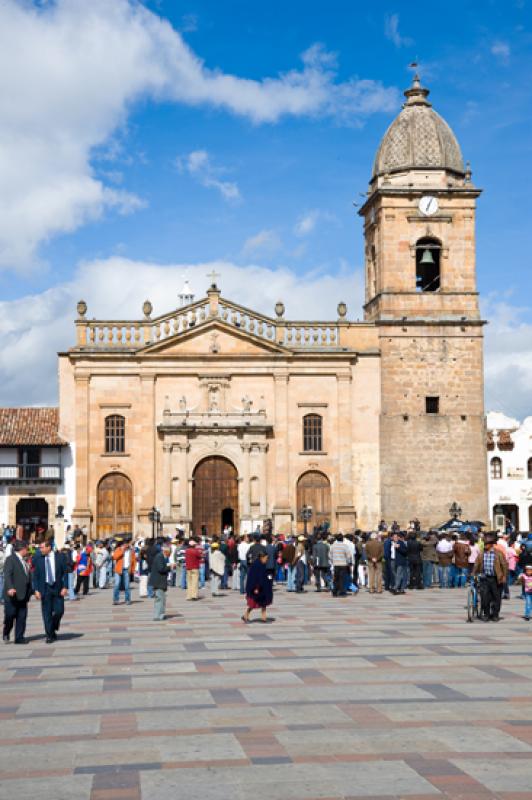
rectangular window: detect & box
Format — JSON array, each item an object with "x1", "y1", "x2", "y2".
[
  {"x1": 303, "y1": 414, "x2": 323, "y2": 452},
  {"x1": 105, "y1": 415, "x2": 125, "y2": 454},
  {"x1": 425, "y1": 396, "x2": 439, "y2": 414}
]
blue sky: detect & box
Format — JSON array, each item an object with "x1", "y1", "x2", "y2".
[{"x1": 0, "y1": 0, "x2": 531, "y2": 417}]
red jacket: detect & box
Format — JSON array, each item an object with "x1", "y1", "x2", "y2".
[{"x1": 185, "y1": 545, "x2": 203, "y2": 570}]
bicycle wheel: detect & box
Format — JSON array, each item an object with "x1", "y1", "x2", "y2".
[
  {"x1": 466, "y1": 587, "x2": 475, "y2": 622},
  {"x1": 474, "y1": 587, "x2": 481, "y2": 619}
]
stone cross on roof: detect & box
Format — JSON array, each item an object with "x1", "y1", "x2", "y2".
[{"x1": 207, "y1": 269, "x2": 220, "y2": 289}]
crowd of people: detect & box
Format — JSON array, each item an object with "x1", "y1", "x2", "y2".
[{"x1": 2, "y1": 522, "x2": 532, "y2": 640}]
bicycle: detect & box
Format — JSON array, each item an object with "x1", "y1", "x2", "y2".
[{"x1": 466, "y1": 575, "x2": 480, "y2": 622}]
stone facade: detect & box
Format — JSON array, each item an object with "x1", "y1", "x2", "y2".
[{"x1": 57, "y1": 75, "x2": 489, "y2": 538}]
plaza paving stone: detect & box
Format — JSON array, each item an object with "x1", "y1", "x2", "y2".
[{"x1": 1, "y1": 584, "x2": 532, "y2": 800}]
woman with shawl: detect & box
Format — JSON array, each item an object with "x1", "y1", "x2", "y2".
[{"x1": 242, "y1": 551, "x2": 273, "y2": 623}]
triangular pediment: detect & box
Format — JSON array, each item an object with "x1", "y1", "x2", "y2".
[{"x1": 139, "y1": 318, "x2": 289, "y2": 356}]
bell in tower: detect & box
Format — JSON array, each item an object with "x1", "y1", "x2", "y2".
[{"x1": 359, "y1": 73, "x2": 481, "y2": 323}]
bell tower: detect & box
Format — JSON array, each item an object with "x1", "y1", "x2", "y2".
[{"x1": 359, "y1": 75, "x2": 489, "y2": 527}]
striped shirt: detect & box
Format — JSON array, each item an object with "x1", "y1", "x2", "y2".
[{"x1": 329, "y1": 541, "x2": 351, "y2": 567}]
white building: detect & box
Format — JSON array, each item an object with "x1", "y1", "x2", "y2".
[
  {"x1": 487, "y1": 411, "x2": 532, "y2": 532},
  {"x1": 0, "y1": 408, "x2": 75, "y2": 535}
]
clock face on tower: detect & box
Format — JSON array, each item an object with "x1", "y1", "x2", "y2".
[{"x1": 418, "y1": 195, "x2": 439, "y2": 216}]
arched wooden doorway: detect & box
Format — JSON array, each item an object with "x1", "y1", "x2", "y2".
[
  {"x1": 97, "y1": 473, "x2": 133, "y2": 538},
  {"x1": 192, "y1": 457, "x2": 239, "y2": 537},
  {"x1": 296, "y1": 471, "x2": 331, "y2": 534}
]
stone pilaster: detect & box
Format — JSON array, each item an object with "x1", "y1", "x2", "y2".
[{"x1": 71, "y1": 374, "x2": 92, "y2": 531}]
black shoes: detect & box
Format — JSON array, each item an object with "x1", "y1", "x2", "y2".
[
  {"x1": 14, "y1": 638, "x2": 28, "y2": 644},
  {"x1": 2, "y1": 634, "x2": 9, "y2": 644}
]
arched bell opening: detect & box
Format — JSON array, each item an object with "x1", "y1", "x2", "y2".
[{"x1": 415, "y1": 237, "x2": 441, "y2": 292}]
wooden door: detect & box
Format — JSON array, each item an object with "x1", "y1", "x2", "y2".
[
  {"x1": 97, "y1": 473, "x2": 133, "y2": 537},
  {"x1": 192, "y1": 457, "x2": 239, "y2": 537},
  {"x1": 296, "y1": 471, "x2": 331, "y2": 533}
]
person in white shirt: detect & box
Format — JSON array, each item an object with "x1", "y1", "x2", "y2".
[
  {"x1": 436, "y1": 534, "x2": 454, "y2": 588},
  {"x1": 237, "y1": 536, "x2": 251, "y2": 594}
]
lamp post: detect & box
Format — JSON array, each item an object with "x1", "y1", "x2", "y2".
[
  {"x1": 148, "y1": 507, "x2": 161, "y2": 539},
  {"x1": 449, "y1": 501, "x2": 462, "y2": 521},
  {"x1": 300, "y1": 504, "x2": 312, "y2": 537}
]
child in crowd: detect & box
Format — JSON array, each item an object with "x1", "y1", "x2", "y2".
[{"x1": 517, "y1": 564, "x2": 532, "y2": 621}]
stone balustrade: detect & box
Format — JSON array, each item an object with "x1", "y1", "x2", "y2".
[{"x1": 75, "y1": 296, "x2": 342, "y2": 350}]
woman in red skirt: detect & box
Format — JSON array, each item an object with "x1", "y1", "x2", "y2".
[{"x1": 242, "y1": 552, "x2": 273, "y2": 623}]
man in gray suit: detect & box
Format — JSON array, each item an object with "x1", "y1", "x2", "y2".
[{"x1": 3, "y1": 540, "x2": 32, "y2": 644}]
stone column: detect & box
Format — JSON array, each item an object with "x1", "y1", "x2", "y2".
[
  {"x1": 71, "y1": 374, "x2": 92, "y2": 532},
  {"x1": 161, "y1": 443, "x2": 172, "y2": 521},
  {"x1": 240, "y1": 442, "x2": 252, "y2": 519},
  {"x1": 272, "y1": 372, "x2": 292, "y2": 533},
  {"x1": 175, "y1": 442, "x2": 190, "y2": 521},
  {"x1": 138, "y1": 373, "x2": 156, "y2": 531},
  {"x1": 258, "y1": 443, "x2": 269, "y2": 517},
  {"x1": 336, "y1": 371, "x2": 357, "y2": 531}
]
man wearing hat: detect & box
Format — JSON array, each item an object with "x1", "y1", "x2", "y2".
[
  {"x1": 3, "y1": 540, "x2": 32, "y2": 644},
  {"x1": 473, "y1": 533, "x2": 508, "y2": 621}
]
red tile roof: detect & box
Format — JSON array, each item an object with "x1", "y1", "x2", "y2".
[{"x1": 0, "y1": 408, "x2": 68, "y2": 446}]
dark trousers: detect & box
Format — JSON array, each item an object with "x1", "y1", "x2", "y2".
[
  {"x1": 479, "y1": 575, "x2": 502, "y2": 619},
  {"x1": 3, "y1": 596, "x2": 28, "y2": 642},
  {"x1": 384, "y1": 559, "x2": 392, "y2": 590},
  {"x1": 75, "y1": 575, "x2": 89, "y2": 595},
  {"x1": 314, "y1": 566, "x2": 329, "y2": 590},
  {"x1": 332, "y1": 566, "x2": 347, "y2": 596},
  {"x1": 409, "y1": 561, "x2": 423, "y2": 589},
  {"x1": 295, "y1": 561, "x2": 305, "y2": 592},
  {"x1": 41, "y1": 588, "x2": 65, "y2": 639}
]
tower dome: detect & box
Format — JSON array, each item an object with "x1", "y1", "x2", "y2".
[{"x1": 372, "y1": 75, "x2": 464, "y2": 180}]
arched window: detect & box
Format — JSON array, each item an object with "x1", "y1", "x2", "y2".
[
  {"x1": 416, "y1": 237, "x2": 441, "y2": 292},
  {"x1": 490, "y1": 456, "x2": 502, "y2": 480},
  {"x1": 105, "y1": 415, "x2": 125, "y2": 454},
  {"x1": 528, "y1": 458, "x2": 532, "y2": 480},
  {"x1": 303, "y1": 414, "x2": 323, "y2": 452}
]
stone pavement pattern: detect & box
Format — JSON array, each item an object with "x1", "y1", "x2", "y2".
[{"x1": 1, "y1": 585, "x2": 532, "y2": 800}]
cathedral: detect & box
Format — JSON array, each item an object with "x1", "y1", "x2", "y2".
[{"x1": 59, "y1": 75, "x2": 489, "y2": 539}]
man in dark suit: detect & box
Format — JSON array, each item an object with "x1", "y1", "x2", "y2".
[
  {"x1": 3, "y1": 540, "x2": 32, "y2": 644},
  {"x1": 32, "y1": 540, "x2": 68, "y2": 643}
]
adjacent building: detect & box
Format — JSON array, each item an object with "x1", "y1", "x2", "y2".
[
  {"x1": 487, "y1": 412, "x2": 532, "y2": 531},
  {"x1": 57, "y1": 74, "x2": 489, "y2": 539},
  {"x1": 0, "y1": 408, "x2": 74, "y2": 534}
]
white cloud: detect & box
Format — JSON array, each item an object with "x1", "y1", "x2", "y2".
[
  {"x1": 294, "y1": 209, "x2": 337, "y2": 237},
  {"x1": 181, "y1": 13, "x2": 198, "y2": 33},
  {"x1": 0, "y1": 0, "x2": 398, "y2": 271},
  {"x1": 384, "y1": 14, "x2": 413, "y2": 48},
  {"x1": 491, "y1": 41, "x2": 511, "y2": 63},
  {"x1": 483, "y1": 296, "x2": 532, "y2": 421},
  {"x1": 176, "y1": 150, "x2": 241, "y2": 202},
  {"x1": 242, "y1": 229, "x2": 282, "y2": 257},
  {"x1": 0, "y1": 257, "x2": 362, "y2": 406},
  {"x1": 294, "y1": 210, "x2": 320, "y2": 237}
]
